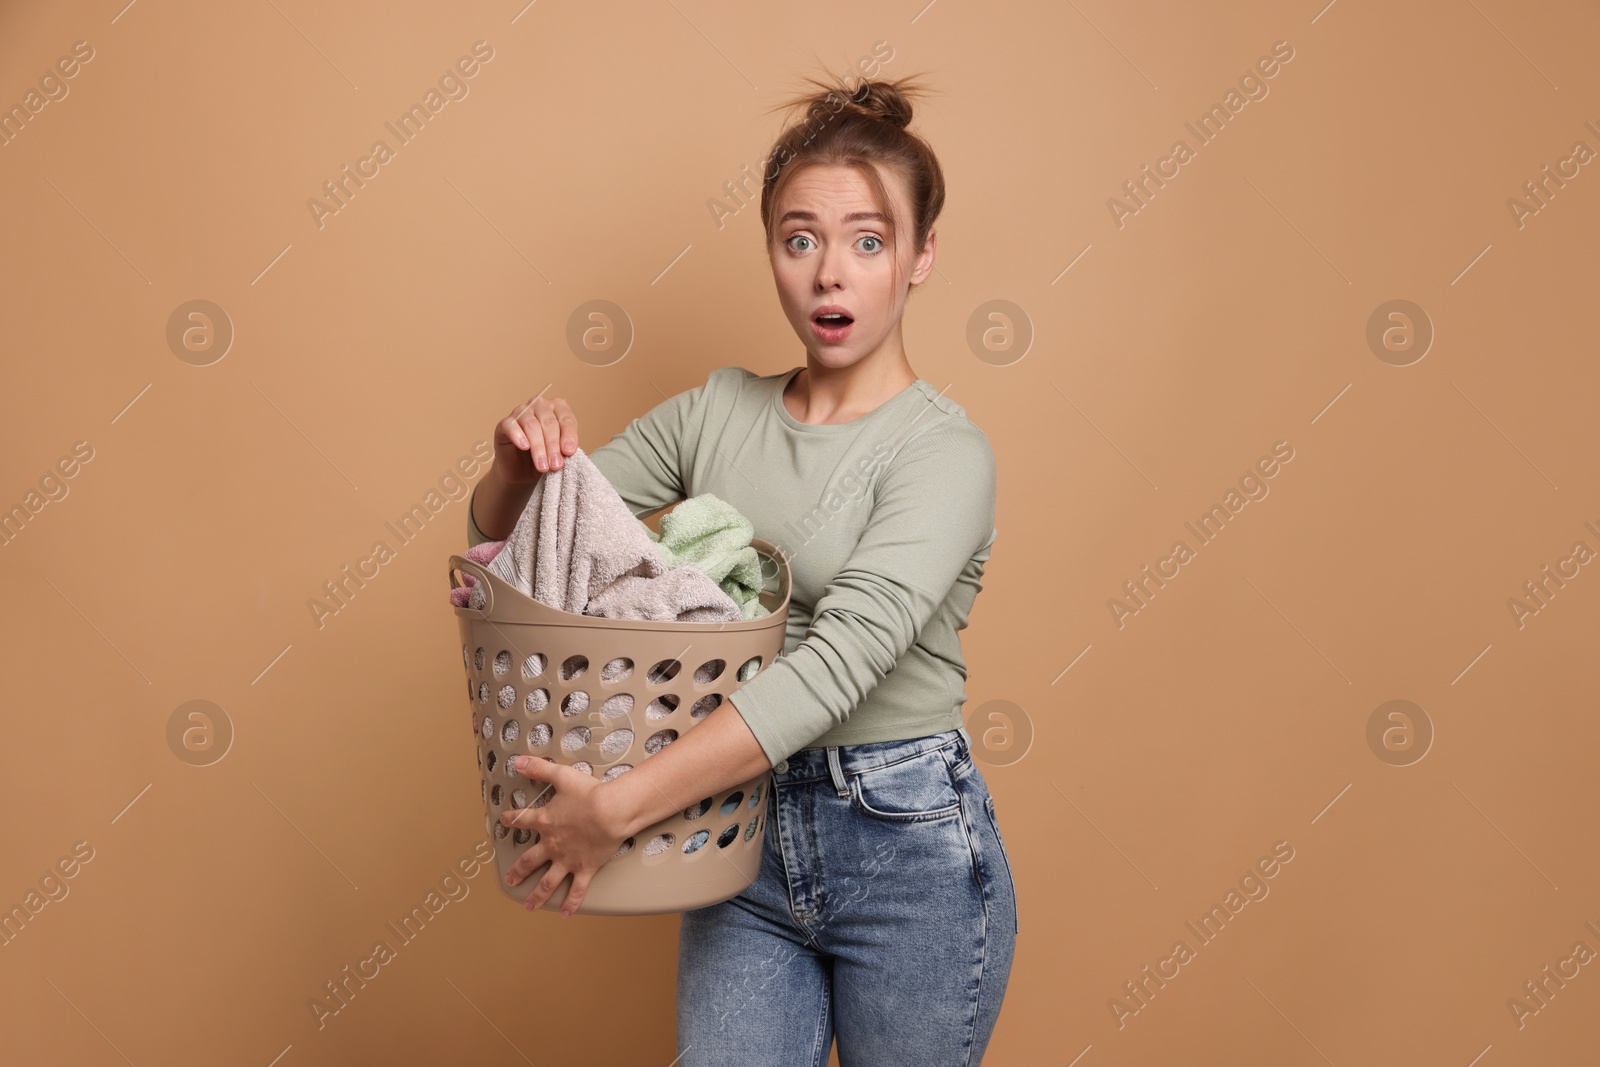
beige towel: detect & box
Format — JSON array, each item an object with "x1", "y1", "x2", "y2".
[{"x1": 476, "y1": 447, "x2": 745, "y2": 623}]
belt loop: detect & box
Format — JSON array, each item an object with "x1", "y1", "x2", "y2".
[{"x1": 826, "y1": 746, "x2": 849, "y2": 798}]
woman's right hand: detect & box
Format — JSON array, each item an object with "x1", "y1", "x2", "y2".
[{"x1": 494, "y1": 395, "x2": 580, "y2": 485}]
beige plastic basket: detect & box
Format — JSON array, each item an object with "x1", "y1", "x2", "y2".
[{"x1": 447, "y1": 537, "x2": 791, "y2": 916}]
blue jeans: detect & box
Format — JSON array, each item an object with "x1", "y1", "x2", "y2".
[{"x1": 676, "y1": 727, "x2": 1019, "y2": 1066}]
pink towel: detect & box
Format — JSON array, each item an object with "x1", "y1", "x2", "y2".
[{"x1": 449, "y1": 539, "x2": 505, "y2": 608}]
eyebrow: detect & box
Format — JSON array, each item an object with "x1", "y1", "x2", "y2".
[{"x1": 777, "y1": 210, "x2": 889, "y2": 226}]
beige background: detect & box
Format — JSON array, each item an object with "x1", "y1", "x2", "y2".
[{"x1": 3, "y1": 0, "x2": 1598, "y2": 1064}]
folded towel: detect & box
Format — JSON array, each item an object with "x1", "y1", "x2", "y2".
[
  {"x1": 645, "y1": 494, "x2": 769, "y2": 620},
  {"x1": 466, "y1": 448, "x2": 748, "y2": 623}
]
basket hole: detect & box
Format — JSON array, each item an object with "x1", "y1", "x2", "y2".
[
  {"x1": 501, "y1": 719, "x2": 520, "y2": 744},
  {"x1": 683, "y1": 796, "x2": 712, "y2": 820},
  {"x1": 599, "y1": 693, "x2": 634, "y2": 718},
  {"x1": 497, "y1": 685, "x2": 516, "y2": 709},
  {"x1": 462, "y1": 645, "x2": 469, "y2": 668},
  {"x1": 477, "y1": 682, "x2": 490, "y2": 705},
  {"x1": 526, "y1": 722, "x2": 552, "y2": 748},
  {"x1": 645, "y1": 729, "x2": 679, "y2": 755},
  {"x1": 466, "y1": 678, "x2": 473, "y2": 701},
  {"x1": 599, "y1": 729, "x2": 633, "y2": 756},
  {"x1": 471, "y1": 712, "x2": 479, "y2": 738},
  {"x1": 694, "y1": 659, "x2": 726, "y2": 684},
  {"x1": 511, "y1": 788, "x2": 529, "y2": 809},
  {"x1": 479, "y1": 780, "x2": 486, "y2": 804},
  {"x1": 490, "y1": 784, "x2": 503, "y2": 806},
  {"x1": 690, "y1": 694, "x2": 721, "y2": 719},
  {"x1": 717, "y1": 824, "x2": 740, "y2": 848},
  {"x1": 683, "y1": 829, "x2": 710, "y2": 855},
  {"x1": 485, "y1": 750, "x2": 497, "y2": 774},
  {"x1": 719, "y1": 791, "x2": 743, "y2": 816},
  {"x1": 476, "y1": 746, "x2": 484, "y2": 769},
  {"x1": 562, "y1": 726, "x2": 591, "y2": 751},
  {"x1": 748, "y1": 783, "x2": 762, "y2": 807},
  {"x1": 474, "y1": 647, "x2": 486, "y2": 671},
  {"x1": 561, "y1": 691, "x2": 589, "y2": 717},
  {"x1": 646, "y1": 695, "x2": 679, "y2": 720},
  {"x1": 480, "y1": 716, "x2": 495, "y2": 741},
  {"x1": 744, "y1": 814, "x2": 760, "y2": 841},
  {"x1": 522, "y1": 653, "x2": 546, "y2": 679},
  {"x1": 560, "y1": 655, "x2": 589, "y2": 681},
  {"x1": 513, "y1": 827, "x2": 532, "y2": 845},
  {"x1": 647, "y1": 658, "x2": 681, "y2": 685},
  {"x1": 493, "y1": 821, "x2": 509, "y2": 839},
  {"x1": 505, "y1": 755, "x2": 523, "y2": 779},
  {"x1": 530, "y1": 782, "x2": 554, "y2": 808},
  {"x1": 602, "y1": 657, "x2": 634, "y2": 682},
  {"x1": 613, "y1": 836, "x2": 635, "y2": 858},
  {"x1": 494, "y1": 650, "x2": 512, "y2": 675},
  {"x1": 643, "y1": 833, "x2": 675, "y2": 857},
  {"x1": 524, "y1": 688, "x2": 550, "y2": 714},
  {"x1": 602, "y1": 763, "x2": 633, "y2": 781},
  {"x1": 572, "y1": 761, "x2": 593, "y2": 776},
  {"x1": 738, "y1": 656, "x2": 762, "y2": 681}
]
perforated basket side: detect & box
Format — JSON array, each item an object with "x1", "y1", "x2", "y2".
[{"x1": 447, "y1": 538, "x2": 793, "y2": 915}]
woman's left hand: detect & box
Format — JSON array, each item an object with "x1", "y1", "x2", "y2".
[{"x1": 500, "y1": 756, "x2": 629, "y2": 916}]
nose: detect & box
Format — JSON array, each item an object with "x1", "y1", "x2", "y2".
[{"x1": 814, "y1": 245, "x2": 845, "y2": 292}]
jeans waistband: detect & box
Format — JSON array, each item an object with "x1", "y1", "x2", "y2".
[{"x1": 772, "y1": 727, "x2": 970, "y2": 792}]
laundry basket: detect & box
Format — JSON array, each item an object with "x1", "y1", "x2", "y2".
[{"x1": 446, "y1": 537, "x2": 791, "y2": 916}]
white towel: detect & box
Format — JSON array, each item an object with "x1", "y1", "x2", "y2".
[{"x1": 476, "y1": 447, "x2": 746, "y2": 623}]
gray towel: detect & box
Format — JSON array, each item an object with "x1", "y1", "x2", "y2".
[{"x1": 476, "y1": 447, "x2": 746, "y2": 623}]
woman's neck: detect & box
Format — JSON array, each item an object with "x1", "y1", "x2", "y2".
[{"x1": 784, "y1": 353, "x2": 918, "y2": 425}]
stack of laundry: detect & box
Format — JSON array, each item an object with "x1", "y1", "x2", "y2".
[{"x1": 449, "y1": 447, "x2": 769, "y2": 623}]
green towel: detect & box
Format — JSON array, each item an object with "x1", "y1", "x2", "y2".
[{"x1": 641, "y1": 494, "x2": 770, "y2": 621}]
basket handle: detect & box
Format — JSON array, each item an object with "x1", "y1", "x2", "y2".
[{"x1": 448, "y1": 554, "x2": 494, "y2": 616}]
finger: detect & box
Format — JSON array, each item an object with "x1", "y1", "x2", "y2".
[
  {"x1": 499, "y1": 410, "x2": 532, "y2": 452},
  {"x1": 499, "y1": 805, "x2": 541, "y2": 830},
  {"x1": 559, "y1": 865, "x2": 595, "y2": 918},
  {"x1": 513, "y1": 754, "x2": 559, "y2": 782},
  {"x1": 502, "y1": 829, "x2": 545, "y2": 884},
  {"x1": 551, "y1": 398, "x2": 579, "y2": 455},
  {"x1": 535, "y1": 403, "x2": 563, "y2": 470},
  {"x1": 514, "y1": 397, "x2": 553, "y2": 469},
  {"x1": 525, "y1": 862, "x2": 569, "y2": 912}
]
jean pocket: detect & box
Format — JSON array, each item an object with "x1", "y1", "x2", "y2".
[{"x1": 849, "y1": 749, "x2": 963, "y2": 824}]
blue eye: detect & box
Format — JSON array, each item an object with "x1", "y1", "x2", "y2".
[
  {"x1": 786, "y1": 235, "x2": 813, "y2": 252},
  {"x1": 857, "y1": 236, "x2": 883, "y2": 254}
]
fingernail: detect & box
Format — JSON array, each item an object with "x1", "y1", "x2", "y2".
[
  {"x1": 504, "y1": 874, "x2": 513, "y2": 884},
  {"x1": 514, "y1": 756, "x2": 526, "y2": 771},
  {"x1": 561, "y1": 910, "x2": 571, "y2": 918}
]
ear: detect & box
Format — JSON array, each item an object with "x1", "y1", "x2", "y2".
[{"x1": 910, "y1": 229, "x2": 936, "y2": 286}]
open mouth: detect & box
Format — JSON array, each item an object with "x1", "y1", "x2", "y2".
[{"x1": 813, "y1": 313, "x2": 853, "y2": 327}]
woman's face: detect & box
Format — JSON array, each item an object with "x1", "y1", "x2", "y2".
[{"x1": 769, "y1": 163, "x2": 935, "y2": 370}]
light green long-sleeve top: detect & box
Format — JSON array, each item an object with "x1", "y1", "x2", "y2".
[{"x1": 467, "y1": 365, "x2": 998, "y2": 767}]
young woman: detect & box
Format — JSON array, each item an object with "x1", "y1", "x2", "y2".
[{"x1": 468, "y1": 74, "x2": 1017, "y2": 1066}]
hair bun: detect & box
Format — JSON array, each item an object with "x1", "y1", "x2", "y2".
[{"x1": 847, "y1": 79, "x2": 914, "y2": 129}]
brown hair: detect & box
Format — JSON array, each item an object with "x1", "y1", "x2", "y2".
[{"x1": 759, "y1": 73, "x2": 945, "y2": 292}]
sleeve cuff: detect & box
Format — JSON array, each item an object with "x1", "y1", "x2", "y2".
[{"x1": 467, "y1": 486, "x2": 491, "y2": 548}]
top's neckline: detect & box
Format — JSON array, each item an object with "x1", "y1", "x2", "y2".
[{"x1": 770, "y1": 366, "x2": 926, "y2": 434}]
